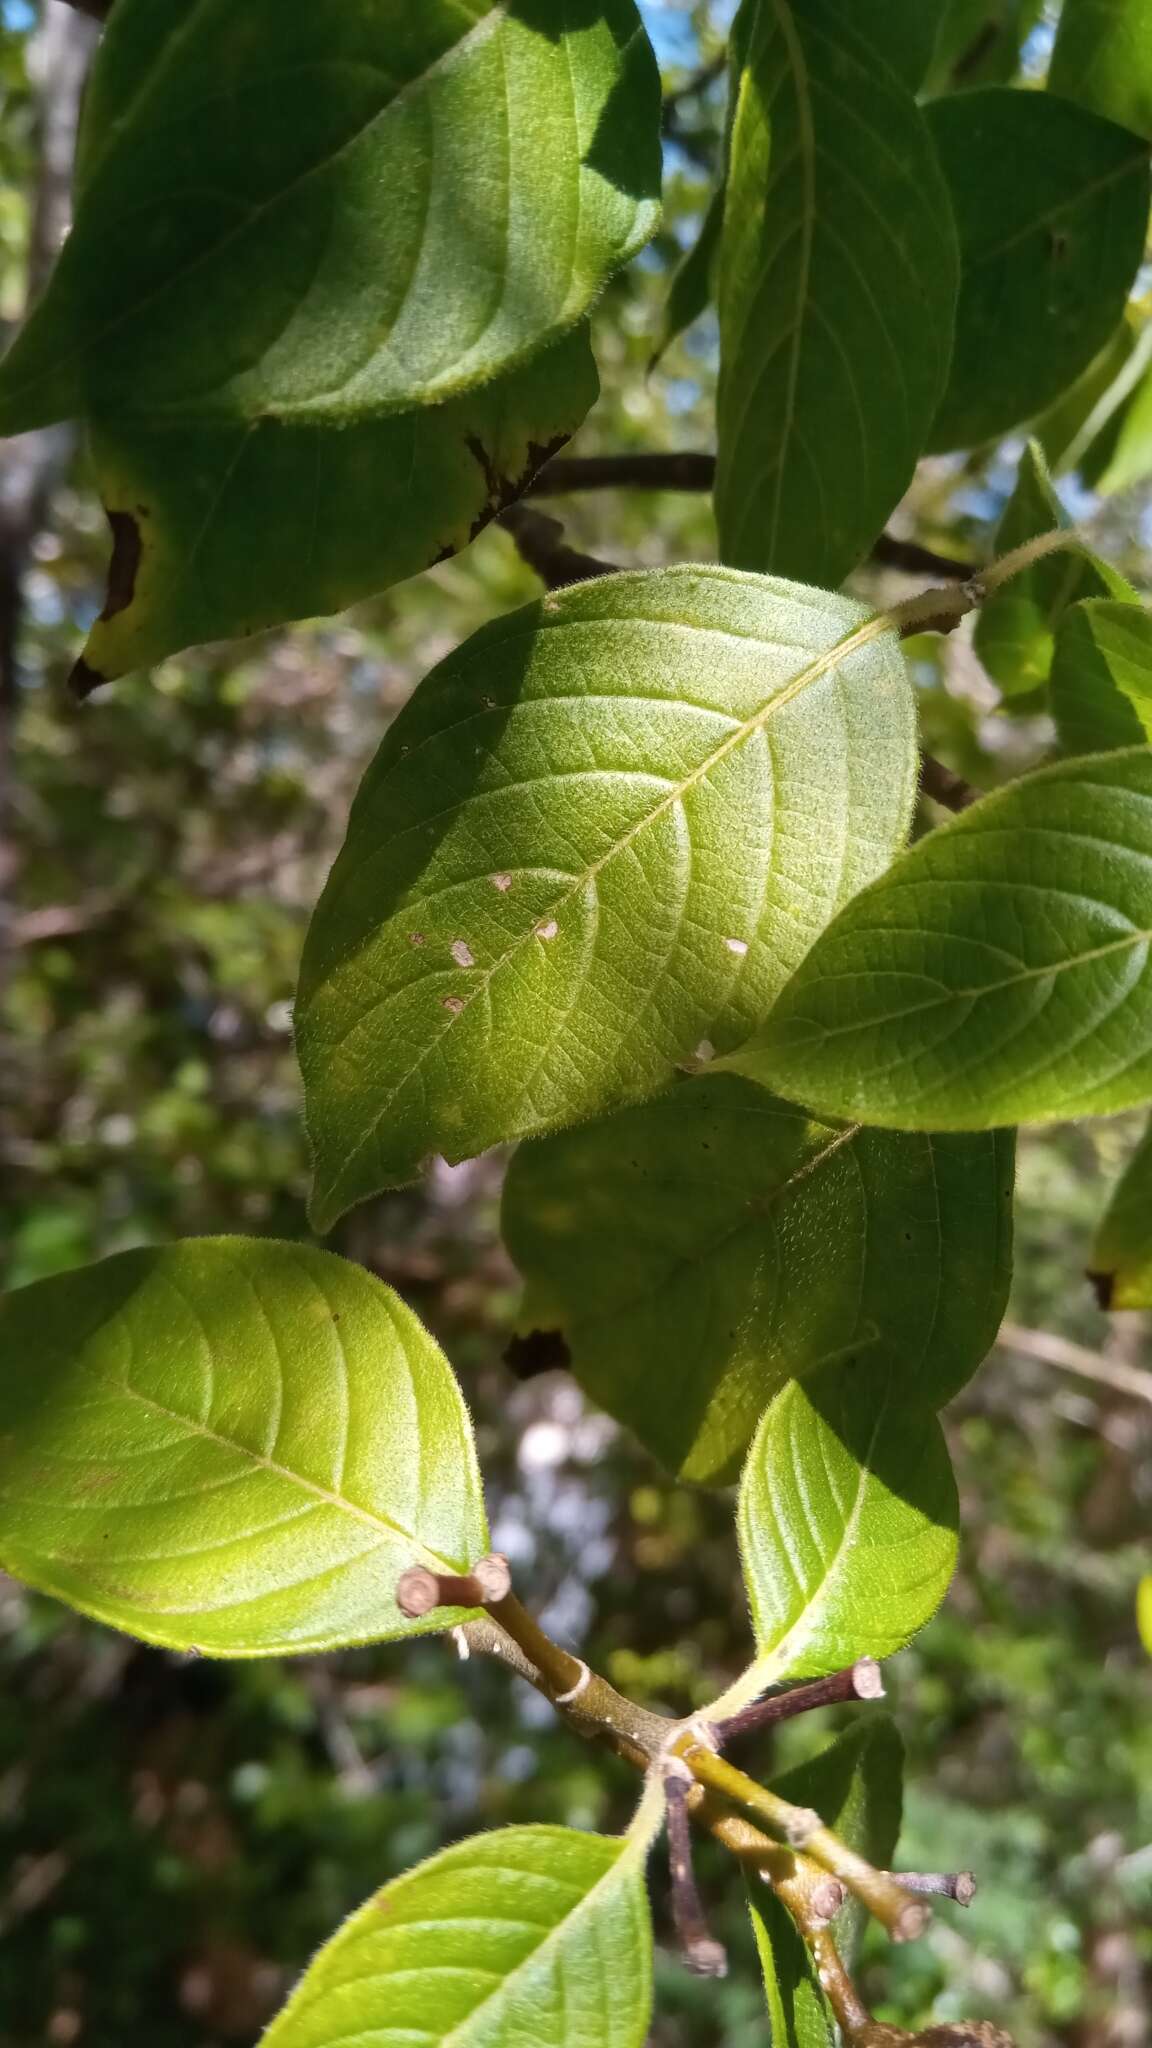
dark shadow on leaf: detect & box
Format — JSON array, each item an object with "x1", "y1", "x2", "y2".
[{"x1": 509, "y1": 0, "x2": 662, "y2": 202}]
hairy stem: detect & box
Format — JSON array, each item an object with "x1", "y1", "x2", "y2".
[{"x1": 681, "y1": 1741, "x2": 928, "y2": 1941}]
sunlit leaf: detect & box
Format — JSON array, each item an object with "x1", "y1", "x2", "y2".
[
  {"x1": 714, "y1": 0, "x2": 957, "y2": 585},
  {"x1": 0, "y1": 0, "x2": 660, "y2": 433},
  {"x1": 0, "y1": 1239, "x2": 487, "y2": 1655},
  {"x1": 261, "y1": 1825, "x2": 654, "y2": 2048},
  {"x1": 972, "y1": 441, "x2": 1134, "y2": 697},
  {"x1": 0, "y1": 0, "x2": 661, "y2": 680},
  {"x1": 297, "y1": 568, "x2": 917, "y2": 1230},
  {"x1": 502, "y1": 1074, "x2": 1012, "y2": 1483},
  {"x1": 1037, "y1": 317, "x2": 1152, "y2": 489},
  {"x1": 74, "y1": 326, "x2": 597, "y2": 686},
  {"x1": 1052, "y1": 600, "x2": 1152, "y2": 756},
  {"x1": 1089, "y1": 1115, "x2": 1152, "y2": 1308},
  {"x1": 1097, "y1": 351, "x2": 1152, "y2": 497},
  {"x1": 927, "y1": 88, "x2": 1150, "y2": 451},
  {"x1": 725, "y1": 748, "x2": 1152, "y2": 1130},
  {"x1": 738, "y1": 1360, "x2": 959, "y2": 1682},
  {"x1": 1050, "y1": 0, "x2": 1152, "y2": 141}
]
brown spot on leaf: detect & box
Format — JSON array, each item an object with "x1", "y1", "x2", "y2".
[
  {"x1": 1087, "y1": 1268, "x2": 1115, "y2": 1310},
  {"x1": 69, "y1": 654, "x2": 107, "y2": 700},
  {"x1": 100, "y1": 508, "x2": 143, "y2": 621},
  {"x1": 465, "y1": 431, "x2": 572, "y2": 541},
  {"x1": 504, "y1": 1328, "x2": 572, "y2": 1380}
]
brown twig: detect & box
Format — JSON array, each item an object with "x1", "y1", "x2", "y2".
[
  {"x1": 919, "y1": 754, "x2": 984, "y2": 813},
  {"x1": 890, "y1": 1871, "x2": 977, "y2": 1905},
  {"x1": 498, "y1": 504, "x2": 615, "y2": 589},
  {"x1": 997, "y1": 1323, "x2": 1152, "y2": 1408},
  {"x1": 395, "y1": 1553, "x2": 512, "y2": 1618},
  {"x1": 713, "y1": 1658, "x2": 884, "y2": 1744},
  {"x1": 526, "y1": 454, "x2": 977, "y2": 582},
  {"x1": 663, "y1": 1767, "x2": 728, "y2": 1977},
  {"x1": 528, "y1": 452, "x2": 717, "y2": 497}
]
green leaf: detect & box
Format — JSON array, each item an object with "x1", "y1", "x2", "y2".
[
  {"x1": 0, "y1": 1238, "x2": 487, "y2": 1655},
  {"x1": 725, "y1": 747, "x2": 1152, "y2": 1131},
  {"x1": 714, "y1": 0, "x2": 957, "y2": 586},
  {"x1": 1089, "y1": 1115, "x2": 1152, "y2": 1308},
  {"x1": 651, "y1": 183, "x2": 723, "y2": 368},
  {"x1": 74, "y1": 325, "x2": 597, "y2": 687},
  {"x1": 297, "y1": 568, "x2": 917, "y2": 1230},
  {"x1": 842, "y1": 0, "x2": 940, "y2": 91},
  {"x1": 261, "y1": 1825, "x2": 654, "y2": 2048},
  {"x1": 501, "y1": 1074, "x2": 1013, "y2": 1483},
  {"x1": 738, "y1": 1360, "x2": 959, "y2": 1681},
  {"x1": 1049, "y1": 0, "x2": 1152, "y2": 141},
  {"x1": 748, "y1": 1891, "x2": 834, "y2": 2048},
  {"x1": 925, "y1": 1, "x2": 1046, "y2": 93},
  {"x1": 1052, "y1": 600, "x2": 1152, "y2": 756},
  {"x1": 972, "y1": 441, "x2": 1134, "y2": 698},
  {"x1": 926, "y1": 88, "x2": 1150, "y2": 452},
  {"x1": 0, "y1": 0, "x2": 660, "y2": 435},
  {"x1": 1036, "y1": 316, "x2": 1152, "y2": 490},
  {"x1": 1097, "y1": 351, "x2": 1152, "y2": 497}
]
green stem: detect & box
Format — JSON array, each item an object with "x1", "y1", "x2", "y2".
[{"x1": 681, "y1": 1742, "x2": 928, "y2": 1941}]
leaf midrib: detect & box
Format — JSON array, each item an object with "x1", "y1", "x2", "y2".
[
  {"x1": 781, "y1": 918, "x2": 1152, "y2": 1050},
  {"x1": 316, "y1": 604, "x2": 899, "y2": 1207},
  {"x1": 120, "y1": 1383, "x2": 456, "y2": 1570},
  {"x1": 747, "y1": 1397, "x2": 884, "y2": 1686}
]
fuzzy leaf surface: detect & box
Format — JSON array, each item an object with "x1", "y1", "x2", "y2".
[
  {"x1": 1052, "y1": 600, "x2": 1152, "y2": 756},
  {"x1": 927, "y1": 88, "x2": 1150, "y2": 451},
  {"x1": 738, "y1": 1360, "x2": 959, "y2": 1683},
  {"x1": 1089, "y1": 1115, "x2": 1152, "y2": 1309},
  {"x1": 0, "y1": 0, "x2": 660, "y2": 434},
  {"x1": 297, "y1": 568, "x2": 917, "y2": 1229},
  {"x1": 972, "y1": 441, "x2": 1133, "y2": 698},
  {"x1": 502, "y1": 1074, "x2": 1013, "y2": 1483},
  {"x1": 714, "y1": 0, "x2": 957, "y2": 585},
  {"x1": 0, "y1": 1239, "x2": 486, "y2": 1655},
  {"x1": 725, "y1": 748, "x2": 1152, "y2": 1130},
  {"x1": 261, "y1": 1825, "x2": 653, "y2": 2048}
]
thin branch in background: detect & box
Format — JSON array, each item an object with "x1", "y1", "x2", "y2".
[
  {"x1": 528, "y1": 452, "x2": 718, "y2": 497},
  {"x1": 663, "y1": 1768, "x2": 729, "y2": 1978},
  {"x1": 60, "y1": 0, "x2": 111, "y2": 20},
  {"x1": 919, "y1": 753, "x2": 983, "y2": 813},
  {"x1": 527, "y1": 452, "x2": 977, "y2": 581},
  {"x1": 871, "y1": 529, "x2": 978, "y2": 581},
  {"x1": 498, "y1": 504, "x2": 615, "y2": 589},
  {"x1": 997, "y1": 1323, "x2": 1152, "y2": 1409}
]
